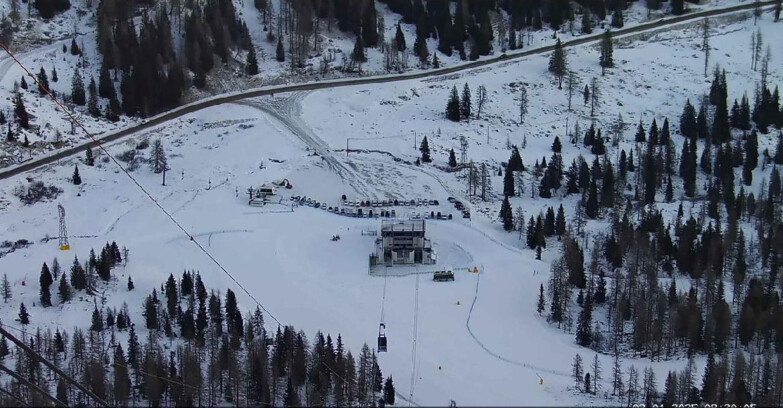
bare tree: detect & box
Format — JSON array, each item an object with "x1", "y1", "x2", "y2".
[
  {"x1": 753, "y1": 29, "x2": 763, "y2": 72},
  {"x1": 519, "y1": 86, "x2": 529, "y2": 124},
  {"x1": 514, "y1": 206, "x2": 525, "y2": 240},
  {"x1": 754, "y1": 0, "x2": 762, "y2": 24},
  {"x1": 476, "y1": 85, "x2": 488, "y2": 119},
  {"x1": 590, "y1": 78, "x2": 600, "y2": 117},
  {"x1": 480, "y1": 162, "x2": 491, "y2": 200},
  {"x1": 567, "y1": 71, "x2": 578, "y2": 112}
]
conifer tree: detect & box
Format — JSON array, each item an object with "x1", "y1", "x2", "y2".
[
  {"x1": 72, "y1": 164, "x2": 81, "y2": 185},
  {"x1": 448, "y1": 148, "x2": 457, "y2": 167},
  {"x1": 127, "y1": 276, "x2": 134, "y2": 291},
  {"x1": 581, "y1": 12, "x2": 593, "y2": 34},
  {"x1": 18, "y1": 302, "x2": 29, "y2": 325},
  {"x1": 395, "y1": 24, "x2": 407, "y2": 51},
  {"x1": 91, "y1": 305, "x2": 103, "y2": 332},
  {"x1": 51, "y1": 66, "x2": 58, "y2": 82},
  {"x1": 71, "y1": 69, "x2": 85, "y2": 106},
  {"x1": 446, "y1": 85, "x2": 461, "y2": 121},
  {"x1": 548, "y1": 39, "x2": 567, "y2": 89},
  {"x1": 14, "y1": 92, "x2": 28, "y2": 129},
  {"x1": 70, "y1": 38, "x2": 80, "y2": 55},
  {"x1": 576, "y1": 293, "x2": 593, "y2": 346},
  {"x1": 432, "y1": 53, "x2": 440, "y2": 68},
  {"x1": 1, "y1": 273, "x2": 11, "y2": 303},
  {"x1": 460, "y1": 83, "x2": 471, "y2": 119},
  {"x1": 149, "y1": 139, "x2": 168, "y2": 174},
  {"x1": 246, "y1": 47, "x2": 259, "y2": 75},
  {"x1": 39, "y1": 262, "x2": 53, "y2": 307},
  {"x1": 20, "y1": 76, "x2": 27, "y2": 89},
  {"x1": 611, "y1": 8, "x2": 624, "y2": 28},
  {"x1": 58, "y1": 273, "x2": 71, "y2": 303},
  {"x1": 37, "y1": 67, "x2": 50, "y2": 95},
  {"x1": 500, "y1": 196, "x2": 513, "y2": 231},
  {"x1": 382, "y1": 375, "x2": 395, "y2": 405},
  {"x1": 599, "y1": 30, "x2": 614, "y2": 75},
  {"x1": 503, "y1": 165, "x2": 515, "y2": 197},
  {"x1": 419, "y1": 136, "x2": 431, "y2": 163},
  {"x1": 98, "y1": 64, "x2": 114, "y2": 99},
  {"x1": 680, "y1": 99, "x2": 697, "y2": 138},
  {"x1": 352, "y1": 36, "x2": 367, "y2": 63},
  {"x1": 84, "y1": 146, "x2": 94, "y2": 166},
  {"x1": 276, "y1": 38, "x2": 285, "y2": 62},
  {"x1": 537, "y1": 284, "x2": 546, "y2": 314},
  {"x1": 87, "y1": 78, "x2": 100, "y2": 117}
]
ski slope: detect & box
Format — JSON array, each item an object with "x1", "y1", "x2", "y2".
[{"x1": 1, "y1": 10, "x2": 782, "y2": 406}]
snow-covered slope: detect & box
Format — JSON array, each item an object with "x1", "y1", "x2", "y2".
[{"x1": 0, "y1": 4, "x2": 781, "y2": 407}]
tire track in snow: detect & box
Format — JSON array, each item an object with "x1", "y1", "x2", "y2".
[
  {"x1": 466, "y1": 269, "x2": 571, "y2": 379},
  {"x1": 232, "y1": 94, "x2": 374, "y2": 196}
]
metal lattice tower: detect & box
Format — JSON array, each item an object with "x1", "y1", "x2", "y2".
[{"x1": 58, "y1": 204, "x2": 70, "y2": 251}]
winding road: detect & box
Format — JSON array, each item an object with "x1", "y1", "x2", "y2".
[{"x1": 0, "y1": 0, "x2": 775, "y2": 181}]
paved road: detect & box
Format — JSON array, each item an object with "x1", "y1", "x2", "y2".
[{"x1": 0, "y1": 0, "x2": 774, "y2": 181}]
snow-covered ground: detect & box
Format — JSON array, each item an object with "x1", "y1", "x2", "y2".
[
  {"x1": 0, "y1": 6, "x2": 782, "y2": 406},
  {"x1": 0, "y1": 0, "x2": 764, "y2": 169}
]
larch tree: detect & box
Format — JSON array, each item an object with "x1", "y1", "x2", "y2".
[
  {"x1": 475, "y1": 85, "x2": 487, "y2": 119},
  {"x1": 519, "y1": 86, "x2": 529, "y2": 124}
]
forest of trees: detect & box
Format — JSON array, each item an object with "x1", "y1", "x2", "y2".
[
  {"x1": 523, "y1": 52, "x2": 783, "y2": 404},
  {"x1": 1, "y1": 241, "x2": 393, "y2": 407}
]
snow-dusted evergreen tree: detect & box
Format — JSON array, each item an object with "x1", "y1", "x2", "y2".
[
  {"x1": 460, "y1": 83, "x2": 471, "y2": 120},
  {"x1": 419, "y1": 136, "x2": 432, "y2": 163},
  {"x1": 548, "y1": 39, "x2": 567, "y2": 88},
  {"x1": 37, "y1": 67, "x2": 50, "y2": 95},
  {"x1": 14, "y1": 92, "x2": 28, "y2": 129},
  {"x1": 519, "y1": 86, "x2": 529, "y2": 123},
  {"x1": 1, "y1": 273, "x2": 11, "y2": 303},
  {"x1": 599, "y1": 30, "x2": 614, "y2": 75},
  {"x1": 149, "y1": 139, "x2": 169, "y2": 174},
  {"x1": 446, "y1": 85, "x2": 461, "y2": 121},
  {"x1": 72, "y1": 165, "x2": 82, "y2": 185},
  {"x1": 71, "y1": 69, "x2": 86, "y2": 106}
]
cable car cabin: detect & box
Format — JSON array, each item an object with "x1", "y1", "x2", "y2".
[
  {"x1": 378, "y1": 324, "x2": 388, "y2": 352},
  {"x1": 433, "y1": 270, "x2": 455, "y2": 282}
]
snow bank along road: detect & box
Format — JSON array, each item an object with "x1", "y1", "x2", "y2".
[{"x1": 0, "y1": 0, "x2": 775, "y2": 181}]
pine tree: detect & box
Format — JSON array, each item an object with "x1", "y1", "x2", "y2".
[
  {"x1": 599, "y1": 30, "x2": 614, "y2": 75},
  {"x1": 127, "y1": 276, "x2": 134, "y2": 291},
  {"x1": 72, "y1": 164, "x2": 81, "y2": 185},
  {"x1": 448, "y1": 149, "x2": 457, "y2": 167},
  {"x1": 87, "y1": 78, "x2": 100, "y2": 117},
  {"x1": 549, "y1": 39, "x2": 567, "y2": 89},
  {"x1": 58, "y1": 273, "x2": 71, "y2": 303},
  {"x1": 149, "y1": 139, "x2": 168, "y2": 174},
  {"x1": 276, "y1": 38, "x2": 285, "y2": 62},
  {"x1": 71, "y1": 69, "x2": 85, "y2": 106},
  {"x1": 1, "y1": 274, "x2": 11, "y2": 303},
  {"x1": 680, "y1": 99, "x2": 697, "y2": 138},
  {"x1": 37, "y1": 67, "x2": 50, "y2": 95},
  {"x1": 500, "y1": 196, "x2": 513, "y2": 231},
  {"x1": 20, "y1": 76, "x2": 27, "y2": 89},
  {"x1": 611, "y1": 8, "x2": 624, "y2": 28},
  {"x1": 18, "y1": 302, "x2": 29, "y2": 325},
  {"x1": 383, "y1": 376, "x2": 395, "y2": 405},
  {"x1": 446, "y1": 85, "x2": 461, "y2": 121},
  {"x1": 395, "y1": 24, "x2": 407, "y2": 51},
  {"x1": 98, "y1": 64, "x2": 114, "y2": 99},
  {"x1": 39, "y1": 262, "x2": 53, "y2": 307},
  {"x1": 14, "y1": 92, "x2": 28, "y2": 129},
  {"x1": 90, "y1": 305, "x2": 103, "y2": 332},
  {"x1": 246, "y1": 47, "x2": 259, "y2": 75},
  {"x1": 352, "y1": 36, "x2": 366, "y2": 63},
  {"x1": 460, "y1": 83, "x2": 471, "y2": 120},
  {"x1": 419, "y1": 136, "x2": 431, "y2": 163},
  {"x1": 503, "y1": 166, "x2": 515, "y2": 197},
  {"x1": 432, "y1": 52, "x2": 440, "y2": 68},
  {"x1": 576, "y1": 294, "x2": 593, "y2": 346}
]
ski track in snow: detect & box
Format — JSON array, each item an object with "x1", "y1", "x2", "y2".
[{"x1": 466, "y1": 270, "x2": 571, "y2": 379}]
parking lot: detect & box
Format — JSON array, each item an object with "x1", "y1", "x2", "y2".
[{"x1": 288, "y1": 195, "x2": 471, "y2": 220}]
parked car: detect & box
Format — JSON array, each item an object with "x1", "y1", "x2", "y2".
[
  {"x1": 429, "y1": 200, "x2": 436, "y2": 205},
  {"x1": 393, "y1": 199, "x2": 399, "y2": 206},
  {"x1": 447, "y1": 197, "x2": 456, "y2": 203},
  {"x1": 340, "y1": 208, "x2": 346, "y2": 214},
  {"x1": 433, "y1": 200, "x2": 439, "y2": 205},
  {"x1": 391, "y1": 210, "x2": 396, "y2": 217}
]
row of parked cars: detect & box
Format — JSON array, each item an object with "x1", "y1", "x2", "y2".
[
  {"x1": 341, "y1": 196, "x2": 439, "y2": 208},
  {"x1": 291, "y1": 195, "x2": 454, "y2": 220},
  {"x1": 447, "y1": 196, "x2": 471, "y2": 219}
]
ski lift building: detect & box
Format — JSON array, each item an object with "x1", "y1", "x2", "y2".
[{"x1": 370, "y1": 220, "x2": 434, "y2": 266}]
